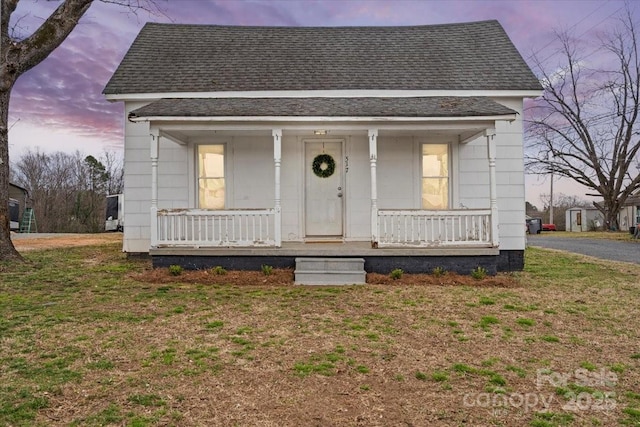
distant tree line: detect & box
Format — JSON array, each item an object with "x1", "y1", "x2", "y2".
[{"x1": 10, "y1": 149, "x2": 123, "y2": 233}]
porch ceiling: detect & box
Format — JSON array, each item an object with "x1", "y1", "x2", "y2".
[
  {"x1": 130, "y1": 96, "x2": 517, "y2": 119},
  {"x1": 158, "y1": 128, "x2": 487, "y2": 142}
]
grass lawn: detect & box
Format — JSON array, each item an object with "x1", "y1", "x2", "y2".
[{"x1": 1, "y1": 242, "x2": 640, "y2": 426}]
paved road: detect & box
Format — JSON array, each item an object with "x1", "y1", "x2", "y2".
[{"x1": 527, "y1": 235, "x2": 640, "y2": 265}]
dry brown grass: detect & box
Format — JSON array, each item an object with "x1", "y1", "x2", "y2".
[{"x1": 539, "y1": 230, "x2": 639, "y2": 241}]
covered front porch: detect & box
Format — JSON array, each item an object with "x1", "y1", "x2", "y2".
[
  {"x1": 144, "y1": 125, "x2": 503, "y2": 251},
  {"x1": 129, "y1": 96, "x2": 515, "y2": 256}
]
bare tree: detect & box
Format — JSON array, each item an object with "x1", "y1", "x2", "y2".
[
  {"x1": 525, "y1": 7, "x2": 640, "y2": 231},
  {"x1": 101, "y1": 150, "x2": 124, "y2": 195},
  {"x1": 0, "y1": 0, "x2": 162, "y2": 260}
]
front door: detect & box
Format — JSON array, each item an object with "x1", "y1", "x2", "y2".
[{"x1": 305, "y1": 140, "x2": 343, "y2": 237}]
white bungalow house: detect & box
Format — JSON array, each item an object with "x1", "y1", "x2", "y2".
[{"x1": 103, "y1": 20, "x2": 542, "y2": 275}]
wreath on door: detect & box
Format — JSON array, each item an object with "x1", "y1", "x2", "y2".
[{"x1": 312, "y1": 154, "x2": 336, "y2": 178}]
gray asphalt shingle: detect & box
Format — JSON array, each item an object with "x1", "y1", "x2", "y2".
[
  {"x1": 128, "y1": 97, "x2": 518, "y2": 118},
  {"x1": 104, "y1": 20, "x2": 541, "y2": 94}
]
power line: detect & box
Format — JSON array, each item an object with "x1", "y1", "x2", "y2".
[
  {"x1": 527, "y1": 2, "x2": 626, "y2": 69},
  {"x1": 525, "y1": 0, "x2": 613, "y2": 62}
]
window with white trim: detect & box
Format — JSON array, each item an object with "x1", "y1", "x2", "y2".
[
  {"x1": 421, "y1": 144, "x2": 449, "y2": 209},
  {"x1": 198, "y1": 144, "x2": 225, "y2": 209}
]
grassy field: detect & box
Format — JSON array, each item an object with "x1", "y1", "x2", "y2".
[{"x1": 1, "y1": 242, "x2": 640, "y2": 426}]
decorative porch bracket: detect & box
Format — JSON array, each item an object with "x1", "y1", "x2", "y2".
[
  {"x1": 369, "y1": 129, "x2": 378, "y2": 247},
  {"x1": 272, "y1": 129, "x2": 283, "y2": 247},
  {"x1": 150, "y1": 129, "x2": 160, "y2": 248},
  {"x1": 486, "y1": 128, "x2": 500, "y2": 247}
]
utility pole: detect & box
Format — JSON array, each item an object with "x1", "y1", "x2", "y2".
[
  {"x1": 549, "y1": 168, "x2": 554, "y2": 225},
  {"x1": 548, "y1": 151, "x2": 554, "y2": 225}
]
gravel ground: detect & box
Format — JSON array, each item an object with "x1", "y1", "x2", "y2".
[{"x1": 527, "y1": 234, "x2": 640, "y2": 265}]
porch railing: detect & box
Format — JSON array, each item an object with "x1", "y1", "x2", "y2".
[
  {"x1": 376, "y1": 209, "x2": 492, "y2": 247},
  {"x1": 155, "y1": 208, "x2": 279, "y2": 247}
]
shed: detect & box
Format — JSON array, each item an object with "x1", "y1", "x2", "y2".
[{"x1": 565, "y1": 207, "x2": 603, "y2": 232}]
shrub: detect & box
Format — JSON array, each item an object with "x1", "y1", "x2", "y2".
[
  {"x1": 432, "y1": 266, "x2": 447, "y2": 277},
  {"x1": 261, "y1": 264, "x2": 273, "y2": 276},
  {"x1": 471, "y1": 266, "x2": 487, "y2": 280},
  {"x1": 390, "y1": 268, "x2": 404, "y2": 280},
  {"x1": 211, "y1": 266, "x2": 227, "y2": 275},
  {"x1": 168, "y1": 265, "x2": 183, "y2": 276}
]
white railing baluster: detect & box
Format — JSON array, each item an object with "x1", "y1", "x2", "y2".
[
  {"x1": 155, "y1": 209, "x2": 278, "y2": 247},
  {"x1": 375, "y1": 209, "x2": 492, "y2": 247}
]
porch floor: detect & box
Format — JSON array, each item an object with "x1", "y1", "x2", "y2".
[{"x1": 150, "y1": 241, "x2": 498, "y2": 257}]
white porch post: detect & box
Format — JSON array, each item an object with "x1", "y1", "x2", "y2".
[
  {"x1": 272, "y1": 129, "x2": 282, "y2": 247},
  {"x1": 486, "y1": 128, "x2": 500, "y2": 247},
  {"x1": 150, "y1": 129, "x2": 160, "y2": 248},
  {"x1": 368, "y1": 129, "x2": 379, "y2": 247}
]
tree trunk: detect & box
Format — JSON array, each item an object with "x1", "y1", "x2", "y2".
[{"x1": 0, "y1": 87, "x2": 22, "y2": 261}]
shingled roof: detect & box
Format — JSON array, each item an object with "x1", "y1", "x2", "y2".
[
  {"x1": 104, "y1": 20, "x2": 541, "y2": 95},
  {"x1": 129, "y1": 97, "x2": 517, "y2": 119}
]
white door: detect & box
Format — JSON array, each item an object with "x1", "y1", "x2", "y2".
[{"x1": 305, "y1": 141, "x2": 343, "y2": 237}]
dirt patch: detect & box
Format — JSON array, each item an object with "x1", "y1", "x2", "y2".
[
  {"x1": 132, "y1": 267, "x2": 518, "y2": 287},
  {"x1": 11, "y1": 232, "x2": 122, "y2": 251}
]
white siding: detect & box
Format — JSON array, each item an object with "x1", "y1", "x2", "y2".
[
  {"x1": 122, "y1": 102, "x2": 152, "y2": 253},
  {"x1": 280, "y1": 135, "x2": 303, "y2": 240},
  {"x1": 229, "y1": 136, "x2": 274, "y2": 209},
  {"x1": 377, "y1": 136, "x2": 417, "y2": 210},
  {"x1": 344, "y1": 135, "x2": 371, "y2": 239},
  {"x1": 493, "y1": 97, "x2": 527, "y2": 251}
]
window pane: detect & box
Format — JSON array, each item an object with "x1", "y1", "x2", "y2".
[
  {"x1": 422, "y1": 178, "x2": 448, "y2": 209},
  {"x1": 199, "y1": 178, "x2": 225, "y2": 209},
  {"x1": 198, "y1": 145, "x2": 225, "y2": 209},
  {"x1": 422, "y1": 144, "x2": 448, "y2": 176},
  {"x1": 422, "y1": 144, "x2": 449, "y2": 209},
  {"x1": 198, "y1": 145, "x2": 224, "y2": 178}
]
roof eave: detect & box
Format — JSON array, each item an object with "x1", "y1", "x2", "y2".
[
  {"x1": 106, "y1": 89, "x2": 544, "y2": 102},
  {"x1": 129, "y1": 114, "x2": 518, "y2": 123}
]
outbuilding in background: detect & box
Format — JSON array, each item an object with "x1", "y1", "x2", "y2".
[
  {"x1": 105, "y1": 194, "x2": 124, "y2": 232},
  {"x1": 565, "y1": 207, "x2": 603, "y2": 232},
  {"x1": 9, "y1": 182, "x2": 30, "y2": 232},
  {"x1": 619, "y1": 193, "x2": 640, "y2": 234}
]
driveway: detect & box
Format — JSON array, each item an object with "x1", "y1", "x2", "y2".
[{"x1": 527, "y1": 234, "x2": 640, "y2": 265}]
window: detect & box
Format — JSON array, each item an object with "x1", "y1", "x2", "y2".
[
  {"x1": 198, "y1": 145, "x2": 225, "y2": 209},
  {"x1": 421, "y1": 144, "x2": 449, "y2": 209}
]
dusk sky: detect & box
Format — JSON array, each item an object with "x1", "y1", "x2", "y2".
[{"x1": 6, "y1": 0, "x2": 634, "y2": 206}]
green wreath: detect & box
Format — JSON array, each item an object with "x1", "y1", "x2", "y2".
[{"x1": 312, "y1": 154, "x2": 336, "y2": 178}]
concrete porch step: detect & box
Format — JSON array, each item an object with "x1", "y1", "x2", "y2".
[{"x1": 294, "y1": 257, "x2": 366, "y2": 285}]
